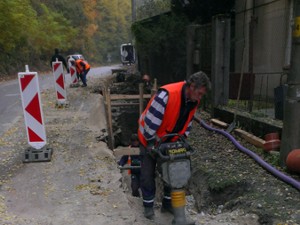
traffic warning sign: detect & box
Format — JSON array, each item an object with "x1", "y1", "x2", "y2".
[
  {"x1": 52, "y1": 59, "x2": 67, "y2": 104},
  {"x1": 70, "y1": 64, "x2": 78, "y2": 84},
  {"x1": 18, "y1": 65, "x2": 47, "y2": 150}
]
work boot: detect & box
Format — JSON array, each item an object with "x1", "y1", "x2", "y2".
[
  {"x1": 144, "y1": 207, "x2": 154, "y2": 220},
  {"x1": 172, "y1": 218, "x2": 195, "y2": 225},
  {"x1": 161, "y1": 204, "x2": 173, "y2": 214},
  {"x1": 132, "y1": 191, "x2": 140, "y2": 197}
]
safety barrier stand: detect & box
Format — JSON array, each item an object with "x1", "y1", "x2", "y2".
[
  {"x1": 18, "y1": 65, "x2": 52, "y2": 162},
  {"x1": 69, "y1": 64, "x2": 80, "y2": 88},
  {"x1": 52, "y1": 59, "x2": 68, "y2": 107}
]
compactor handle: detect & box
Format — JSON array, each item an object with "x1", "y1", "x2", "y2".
[
  {"x1": 154, "y1": 133, "x2": 195, "y2": 160},
  {"x1": 156, "y1": 151, "x2": 194, "y2": 161}
]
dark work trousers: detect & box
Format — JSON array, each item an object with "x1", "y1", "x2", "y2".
[
  {"x1": 140, "y1": 145, "x2": 172, "y2": 208},
  {"x1": 131, "y1": 173, "x2": 140, "y2": 197},
  {"x1": 80, "y1": 68, "x2": 90, "y2": 85}
]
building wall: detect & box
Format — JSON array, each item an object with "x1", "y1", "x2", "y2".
[{"x1": 235, "y1": 0, "x2": 291, "y2": 97}]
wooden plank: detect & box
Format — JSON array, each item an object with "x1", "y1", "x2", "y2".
[
  {"x1": 106, "y1": 88, "x2": 114, "y2": 150},
  {"x1": 234, "y1": 128, "x2": 266, "y2": 148},
  {"x1": 139, "y1": 83, "x2": 144, "y2": 115},
  {"x1": 210, "y1": 118, "x2": 229, "y2": 128},
  {"x1": 113, "y1": 146, "x2": 140, "y2": 157},
  {"x1": 151, "y1": 78, "x2": 157, "y2": 96},
  {"x1": 111, "y1": 102, "x2": 139, "y2": 106},
  {"x1": 111, "y1": 69, "x2": 127, "y2": 74},
  {"x1": 103, "y1": 86, "x2": 107, "y2": 104},
  {"x1": 110, "y1": 94, "x2": 151, "y2": 100}
]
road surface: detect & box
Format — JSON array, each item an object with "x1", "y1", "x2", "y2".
[{"x1": 0, "y1": 65, "x2": 119, "y2": 137}]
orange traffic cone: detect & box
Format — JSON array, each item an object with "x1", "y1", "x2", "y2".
[{"x1": 127, "y1": 155, "x2": 132, "y2": 175}]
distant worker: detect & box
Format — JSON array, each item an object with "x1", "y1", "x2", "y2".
[
  {"x1": 126, "y1": 47, "x2": 134, "y2": 64},
  {"x1": 118, "y1": 134, "x2": 141, "y2": 197},
  {"x1": 50, "y1": 48, "x2": 69, "y2": 73},
  {"x1": 142, "y1": 74, "x2": 151, "y2": 85},
  {"x1": 138, "y1": 71, "x2": 210, "y2": 220},
  {"x1": 142, "y1": 74, "x2": 152, "y2": 94},
  {"x1": 71, "y1": 59, "x2": 90, "y2": 87}
]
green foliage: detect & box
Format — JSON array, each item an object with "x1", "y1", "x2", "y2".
[
  {"x1": 33, "y1": 4, "x2": 78, "y2": 54},
  {"x1": 132, "y1": 12, "x2": 189, "y2": 83},
  {"x1": 0, "y1": 0, "x2": 131, "y2": 75},
  {"x1": 0, "y1": 0, "x2": 37, "y2": 52},
  {"x1": 137, "y1": 0, "x2": 171, "y2": 21},
  {"x1": 171, "y1": 0, "x2": 234, "y2": 23}
]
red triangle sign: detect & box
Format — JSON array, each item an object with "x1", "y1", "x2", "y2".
[
  {"x1": 56, "y1": 74, "x2": 64, "y2": 89},
  {"x1": 57, "y1": 91, "x2": 64, "y2": 99},
  {"x1": 25, "y1": 94, "x2": 43, "y2": 124},
  {"x1": 28, "y1": 127, "x2": 44, "y2": 142},
  {"x1": 53, "y1": 63, "x2": 60, "y2": 71},
  {"x1": 20, "y1": 74, "x2": 35, "y2": 91}
]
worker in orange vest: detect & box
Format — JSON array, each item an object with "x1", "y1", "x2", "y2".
[
  {"x1": 118, "y1": 134, "x2": 141, "y2": 197},
  {"x1": 138, "y1": 71, "x2": 210, "y2": 220},
  {"x1": 71, "y1": 59, "x2": 90, "y2": 87}
]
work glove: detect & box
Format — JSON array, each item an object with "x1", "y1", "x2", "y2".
[
  {"x1": 146, "y1": 139, "x2": 156, "y2": 150},
  {"x1": 146, "y1": 139, "x2": 157, "y2": 158}
]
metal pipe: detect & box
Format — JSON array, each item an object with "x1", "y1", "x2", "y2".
[
  {"x1": 280, "y1": 0, "x2": 300, "y2": 165},
  {"x1": 118, "y1": 165, "x2": 141, "y2": 170},
  {"x1": 284, "y1": 0, "x2": 294, "y2": 67}
]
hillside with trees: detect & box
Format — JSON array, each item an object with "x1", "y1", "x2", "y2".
[{"x1": 0, "y1": 0, "x2": 131, "y2": 76}]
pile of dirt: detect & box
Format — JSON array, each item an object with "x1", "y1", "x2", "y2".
[
  {"x1": 108, "y1": 71, "x2": 300, "y2": 225},
  {"x1": 0, "y1": 75, "x2": 140, "y2": 225},
  {"x1": 188, "y1": 111, "x2": 300, "y2": 225},
  {"x1": 1, "y1": 68, "x2": 298, "y2": 225}
]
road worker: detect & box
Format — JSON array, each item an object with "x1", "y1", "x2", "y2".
[
  {"x1": 118, "y1": 134, "x2": 141, "y2": 197},
  {"x1": 50, "y1": 48, "x2": 69, "y2": 73},
  {"x1": 137, "y1": 71, "x2": 210, "y2": 220},
  {"x1": 71, "y1": 59, "x2": 90, "y2": 87}
]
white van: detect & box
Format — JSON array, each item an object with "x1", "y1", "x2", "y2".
[{"x1": 120, "y1": 43, "x2": 135, "y2": 65}]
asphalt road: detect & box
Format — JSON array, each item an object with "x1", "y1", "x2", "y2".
[{"x1": 0, "y1": 65, "x2": 119, "y2": 137}]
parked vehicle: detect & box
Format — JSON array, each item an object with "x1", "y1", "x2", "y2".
[{"x1": 120, "y1": 43, "x2": 135, "y2": 65}]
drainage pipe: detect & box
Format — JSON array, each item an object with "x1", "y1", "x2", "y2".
[{"x1": 193, "y1": 117, "x2": 300, "y2": 192}]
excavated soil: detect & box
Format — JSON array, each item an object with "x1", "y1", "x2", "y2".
[
  {"x1": 0, "y1": 67, "x2": 299, "y2": 225},
  {"x1": 189, "y1": 112, "x2": 300, "y2": 225},
  {"x1": 109, "y1": 72, "x2": 300, "y2": 225}
]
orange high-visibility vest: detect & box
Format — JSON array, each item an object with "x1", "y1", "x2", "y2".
[
  {"x1": 75, "y1": 59, "x2": 90, "y2": 73},
  {"x1": 138, "y1": 81, "x2": 199, "y2": 147}
]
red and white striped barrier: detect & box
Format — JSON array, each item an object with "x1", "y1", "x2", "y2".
[
  {"x1": 18, "y1": 65, "x2": 47, "y2": 150},
  {"x1": 70, "y1": 64, "x2": 78, "y2": 84},
  {"x1": 52, "y1": 59, "x2": 67, "y2": 104}
]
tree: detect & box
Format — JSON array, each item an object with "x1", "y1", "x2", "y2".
[
  {"x1": 33, "y1": 4, "x2": 78, "y2": 55},
  {"x1": 171, "y1": 0, "x2": 234, "y2": 23},
  {"x1": 137, "y1": 0, "x2": 171, "y2": 21},
  {"x1": 0, "y1": 0, "x2": 132, "y2": 75},
  {"x1": 132, "y1": 12, "x2": 189, "y2": 83}
]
